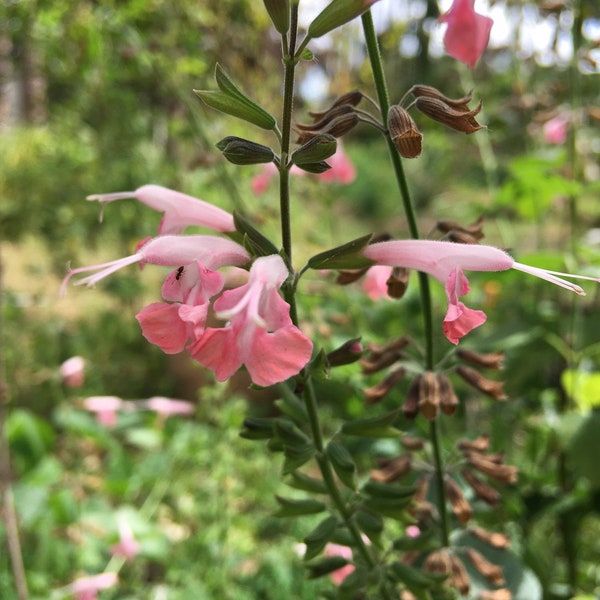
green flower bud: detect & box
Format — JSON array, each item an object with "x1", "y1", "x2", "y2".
[
  {"x1": 308, "y1": 0, "x2": 381, "y2": 39},
  {"x1": 291, "y1": 134, "x2": 337, "y2": 165},
  {"x1": 263, "y1": 0, "x2": 289, "y2": 34},
  {"x1": 216, "y1": 136, "x2": 275, "y2": 165}
]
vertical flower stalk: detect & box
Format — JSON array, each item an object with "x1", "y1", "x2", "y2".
[{"x1": 361, "y1": 9, "x2": 449, "y2": 547}]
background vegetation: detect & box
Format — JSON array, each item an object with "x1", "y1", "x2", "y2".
[{"x1": 1, "y1": 0, "x2": 600, "y2": 598}]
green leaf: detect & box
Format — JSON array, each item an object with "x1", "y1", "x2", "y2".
[
  {"x1": 239, "y1": 417, "x2": 276, "y2": 440},
  {"x1": 307, "y1": 0, "x2": 379, "y2": 39},
  {"x1": 274, "y1": 389, "x2": 309, "y2": 424},
  {"x1": 305, "y1": 556, "x2": 349, "y2": 579},
  {"x1": 361, "y1": 479, "x2": 416, "y2": 500},
  {"x1": 360, "y1": 494, "x2": 413, "y2": 520},
  {"x1": 303, "y1": 515, "x2": 339, "y2": 561},
  {"x1": 273, "y1": 495, "x2": 326, "y2": 517},
  {"x1": 354, "y1": 509, "x2": 384, "y2": 543},
  {"x1": 213, "y1": 63, "x2": 276, "y2": 130},
  {"x1": 291, "y1": 134, "x2": 337, "y2": 165},
  {"x1": 326, "y1": 441, "x2": 358, "y2": 491},
  {"x1": 387, "y1": 561, "x2": 443, "y2": 594},
  {"x1": 341, "y1": 409, "x2": 402, "y2": 438},
  {"x1": 561, "y1": 369, "x2": 600, "y2": 409},
  {"x1": 284, "y1": 470, "x2": 327, "y2": 494},
  {"x1": 282, "y1": 441, "x2": 316, "y2": 474},
  {"x1": 307, "y1": 234, "x2": 375, "y2": 270},
  {"x1": 233, "y1": 211, "x2": 279, "y2": 257},
  {"x1": 567, "y1": 410, "x2": 600, "y2": 487}
]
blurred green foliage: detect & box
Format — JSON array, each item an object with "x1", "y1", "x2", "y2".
[{"x1": 1, "y1": 0, "x2": 600, "y2": 598}]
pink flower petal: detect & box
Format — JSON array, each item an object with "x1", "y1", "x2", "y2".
[
  {"x1": 439, "y1": 0, "x2": 493, "y2": 68},
  {"x1": 87, "y1": 184, "x2": 235, "y2": 234}
]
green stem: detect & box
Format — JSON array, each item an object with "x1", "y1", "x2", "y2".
[
  {"x1": 304, "y1": 380, "x2": 394, "y2": 599},
  {"x1": 361, "y1": 9, "x2": 446, "y2": 545}
]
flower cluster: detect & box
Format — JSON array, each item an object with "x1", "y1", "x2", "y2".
[{"x1": 62, "y1": 185, "x2": 313, "y2": 387}]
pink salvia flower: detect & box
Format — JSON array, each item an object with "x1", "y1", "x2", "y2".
[
  {"x1": 111, "y1": 520, "x2": 140, "y2": 563},
  {"x1": 87, "y1": 184, "x2": 235, "y2": 235},
  {"x1": 136, "y1": 262, "x2": 225, "y2": 353},
  {"x1": 543, "y1": 114, "x2": 569, "y2": 145},
  {"x1": 63, "y1": 572, "x2": 118, "y2": 600},
  {"x1": 60, "y1": 235, "x2": 250, "y2": 294},
  {"x1": 189, "y1": 255, "x2": 313, "y2": 387},
  {"x1": 439, "y1": 0, "x2": 493, "y2": 69},
  {"x1": 318, "y1": 144, "x2": 356, "y2": 184},
  {"x1": 145, "y1": 396, "x2": 195, "y2": 417},
  {"x1": 60, "y1": 356, "x2": 86, "y2": 388},
  {"x1": 363, "y1": 240, "x2": 598, "y2": 344},
  {"x1": 83, "y1": 396, "x2": 124, "y2": 427},
  {"x1": 363, "y1": 265, "x2": 394, "y2": 300}
]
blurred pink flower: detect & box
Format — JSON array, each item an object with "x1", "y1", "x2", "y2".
[
  {"x1": 189, "y1": 255, "x2": 313, "y2": 386},
  {"x1": 145, "y1": 396, "x2": 195, "y2": 418},
  {"x1": 87, "y1": 184, "x2": 235, "y2": 235},
  {"x1": 543, "y1": 114, "x2": 569, "y2": 144},
  {"x1": 363, "y1": 239, "x2": 597, "y2": 344},
  {"x1": 406, "y1": 525, "x2": 421, "y2": 538},
  {"x1": 83, "y1": 396, "x2": 124, "y2": 427},
  {"x1": 439, "y1": 0, "x2": 493, "y2": 68},
  {"x1": 61, "y1": 235, "x2": 250, "y2": 294},
  {"x1": 251, "y1": 162, "x2": 305, "y2": 195},
  {"x1": 362, "y1": 265, "x2": 393, "y2": 300},
  {"x1": 324, "y1": 543, "x2": 354, "y2": 586},
  {"x1": 60, "y1": 356, "x2": 86, "y2": 388},
  {"x1": 111, "y1": 520, "x2": 140, "y2": 563},
  {"x1": 318, "y1": 145, "x2": 356, "y2": 184},
  {"x1": 64, "y1": 572, "x2": 118, "y2": 600}
]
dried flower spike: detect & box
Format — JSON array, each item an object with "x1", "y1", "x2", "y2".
[{"x1": 388, "y1": 105, "x2": 423, "y2": 158}]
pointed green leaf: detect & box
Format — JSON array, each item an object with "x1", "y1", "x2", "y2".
[
  {"x1": 387, "y1": 560, "x2": 444, "y2": 589},
  {"x1": 326, "y1": 441, "x2": 358, "y2": 491},
  {"x1": 233, "y1": 211, "x2": 279, "y2": 257},
  {"x1": 303, "y1": 515, "x2": 339, "y2": 561},
  {"x1": 360, "y1": 495, "x2": 413, "y2": 520},
  {"x1": 273, "y1": 495, "x2": 326, "y2": 517},
  {"x1": 341, "y1": 410, "x2": 402, "y2": 438},
  {"x1": 239, "y1": 417, "x2": 276, "y2": 440},
  {"x1": 194, "y1": 89, "x2": 276, "y2": 130},
  {"x1": 305, "y1": 556, "x2": 349, "y2": 579},
  {"x1": 354, "y1": 509, "x2": 384, "y2": 543},
  {"x1": 284, "y1": 470, "x2": 327, "y2": 494},
  {"x1": 275, "y1": 420, "x2": 310, "y2": 447},
  {"x1": 361, "y1": 479, "x2": 416, "y2": 500},
  {"x1": 307, "y1": 0, "x2": 380, "y2": 39},
  {"x1": 282, "y1": 441, "x2": 316, "y2": 474},
  {"x1": 307, "y1": 234, "x2": 375, "y2": 270},
  {"x1": 274, "y1": 391, "x2": 309, "y2": 424}
]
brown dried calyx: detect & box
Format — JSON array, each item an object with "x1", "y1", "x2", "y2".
[
  {"x1": 423, "y1": 549, "x2": 471, "y2": 595},
  {"x1": 445, "y1": 476, "x2": 472, "y2": 524},
  {"x1": 435, "y1": 215, "x2": 486, "y2": 243},
  {"x1": 360, "y1": 337, "x2": 410, "y2": 374},
  {"x1": 455, "y1": 365, "x2": 507, "y2": 401},
  {"x1": 387, "y1": 105, "x2": 423, "y2": 158},
  {"x1": 404, "y1": 85, "x2": 485, "y2": 134},
  {"x1": 456, "y1": 348, "x2": 504, "y2": 369},
  {"x1": 403, "y1": 371, "x2": 461, "y2": 420},
  {"x1": 370, "y1": 453, "x2": 412, "y2": 483},
  {"x1": 464, "y1": 548, "x2": 505, "y2": 586},
  {"x1": 363, "y1": 366, "x2": 406, "y2": 404}
]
